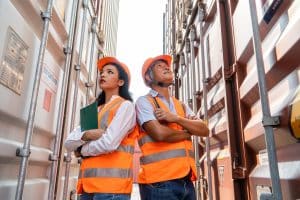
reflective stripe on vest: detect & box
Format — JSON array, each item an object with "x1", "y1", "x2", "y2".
[
  {"x1": 81, "y1": 168, "x2": 132, "y2": 178},
  {"x1": 138, "y1": 135, "x2": 192, "y2": 147},
  {"x1": 138, "y1": 135, "x2": 155, "y2": 147},
  {"x1": 140, "y1": 148, "x2": 195, "y2": 165},
  {"x1": 116, "y1": 144, "x2": 134, "y2": 154}
]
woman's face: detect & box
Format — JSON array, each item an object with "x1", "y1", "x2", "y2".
[{"x1": 99, "y1": 64, "x2": 124, "y2": 91}]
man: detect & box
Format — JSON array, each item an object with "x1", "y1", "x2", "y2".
[{"x1": 136, "y1": 54, "x2": 209, "y2": 200}]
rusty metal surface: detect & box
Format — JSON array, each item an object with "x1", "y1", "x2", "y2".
[{"x1": 170, "y1": 0, "x2": 300, "y2": 199}]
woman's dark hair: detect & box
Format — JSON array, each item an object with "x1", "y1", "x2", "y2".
[{"x1": 97, "y1": 62, "x2": 133, "y2": 105}]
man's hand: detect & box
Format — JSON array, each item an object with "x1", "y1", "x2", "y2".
[
  {"x1": 187, "y1": 115, "x2": 198, "y2": 120},
  {"x1": 81, "y1": 129, "x2": 105, "y2": 141},
  {"x1": 154, "y1": 108, "x2": 179, "y2": 123}
]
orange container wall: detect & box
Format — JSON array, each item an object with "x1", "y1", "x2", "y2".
[
  {"x1": 171, "y1": 0, "x2": 300, "y2": 199},
  {"x1": 233, "y1": 1, "x2": 300, "y2": 199},
  {"x1": 181, "y1": 0, "x2": 248, "y2": 199}
]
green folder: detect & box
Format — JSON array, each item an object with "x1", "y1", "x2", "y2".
[{"x1": 80, "y1": 101, "x2": 98, "y2": 131}]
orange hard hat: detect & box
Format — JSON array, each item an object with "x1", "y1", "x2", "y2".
[
  {"x1": 141, "y1": 54, "x2": 172, "y2": 85},
  {"x1": 97, "y1": 57, "x2": 131, "y2": 84}
]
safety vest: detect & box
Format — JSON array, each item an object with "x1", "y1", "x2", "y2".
[
  {"x1": 138, "y1": 96, "x2": 197, "y2": 184},
  {"x1": 77, "y1": 96, "x2": 138, "y2": 194}
]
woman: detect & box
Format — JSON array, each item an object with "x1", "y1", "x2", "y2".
[{"x1": 65, "y1": 57, "x2": 137, "y2": 200}]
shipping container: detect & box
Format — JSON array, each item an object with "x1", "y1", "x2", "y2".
[
  {"x1": 1, "y1": 0, "x2": 300, "y2": 199},
  {"x1": 164, "y1": 0, "x2": 300, "y2": 199},
  {"x1": 0, "y1": 0, "x2": 102, "y2": 199}
]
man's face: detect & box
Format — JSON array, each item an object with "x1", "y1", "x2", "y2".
[{"x1": 152, "y1": 61, "x2": 173, "y2": 84}]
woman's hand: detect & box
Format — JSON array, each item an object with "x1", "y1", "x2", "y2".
[
  {"x1": 154, "y1": 108, "x2": 179, "y2": 123},
  {"x1": 74, "y1": 149, "x2": 82, "y2": 158},
  {"x1": 81, "y1": 129, "x2": 105, "y2": 141}
]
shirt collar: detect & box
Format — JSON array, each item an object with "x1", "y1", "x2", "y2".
[
  {"x1": 109, "y1": 95, "x2": 121, "y2": 102},
  {"x1": 149, "y1": 89, "x2": 160, "y2": 97},
  {"x1": 148, "y1": 89, "x2": 172, "y2": 100}
]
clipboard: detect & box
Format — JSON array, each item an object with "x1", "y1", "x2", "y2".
[{"x1": 80, "y1": 101, "x2": 98, "y2": 131}]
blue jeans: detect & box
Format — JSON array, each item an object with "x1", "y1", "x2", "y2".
[
  {"x1": 80, "y1": 193, "x2": 130, "y2": 200},
  {"x1": 139, "y1": 175, "x2": 196, "y2": 200}
]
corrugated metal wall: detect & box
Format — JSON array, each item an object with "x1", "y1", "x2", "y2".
[
  {"x1": 0, "y1": 0, "x2": 101, "y2": 199},
  {"x1": 234, "y1": 1, "x2": 300, "y2": 199},
  {"x1": 167, "y1": 0, "x2": 300, "y2": 199},
  {"x1": 0, "y1": 1, "x2": 64, "y2": 199}
]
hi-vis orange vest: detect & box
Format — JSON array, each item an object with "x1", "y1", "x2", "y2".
[
  {"x1": 138, "y1": 96, "x2": 197, "y2": 184},
  {"x1": 77, "y1": 96, "x2": 138, "y2": 194}
]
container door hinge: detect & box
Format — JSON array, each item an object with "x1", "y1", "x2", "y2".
[
  {"x1": 232, "y1": 154, "x2": 247, "y2": 179},
  {"x1": 16, "y1": 148, "x2": 31, "y2": 157},
  {"x1": 233, "y1": 166, "x2": 247, "y2": 179},
  {"x1": 63, "y1": 47, "x2": 72, "y2": 55},
  {"x1": 49, "y1": 154, "x2": 59, "y2": 161},
  {"x1": 85, "y1": 82, "x2": 94, "y2": 88},
  {"x1": 64, "y1": 154, "x2": 72, "y2": 163},
  {"x1": 224, "y1": 63, "x2": 237, "y2": 80},
  {"x1": 41, "y1": 11, "x2": 51, "y2": 21},
  {"x1": 74, "y1": 64, "x2": 81, "y2": 71}
]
